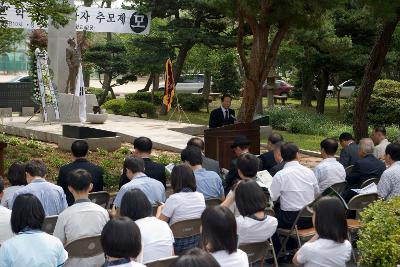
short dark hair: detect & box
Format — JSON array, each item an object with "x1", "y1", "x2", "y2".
[
  {"x1": 314, "y1": 197, "x2": 347, "y2": 243},
  {"x1": 71, "y1": 140, "x2": 89, "y2": 158},
  {"x1": 268, "y1": 133, "x2": 284, "y2": 145},
  {"x1": 273, "y1": 141, "x2": 283, "y2": 153},
  {"x1": 320, "y1": 138, "x2": 339, "y2": 156},
  {"x1": 11, "y1": 193, "x2": 45, "y2": 233},
  {"x1": 25, "y1": 159, "x2": 47, "y2": 178},
  {"x1": 120, "y1": 189, "x2": 152, "y2": 221},
  {"x1": 385, "y1": 143, "x2": 400, "y2": 161},
  {"x1": 201, "y1": 206, "x2": 237, "y2": 254},
  {"x1": 280, "y1": 142, "x2": 299, "y2": 162},
  {"x1": 0, "y1": 179, "x2": 4, "y2": 193},
  {"x1": 133, "y1": 137, "x2": 153, "y2": 153},
  {"x1": 237, "y1": 153, "x2": 258, "y2": 178},
  {"x1": 67, "y1": 169, "x2": 92, "y2": 191},
  {"x1": 235, "y1": 180, "x2": 267, "y2": 216},
  {"x1": 6, "y1": 162, "x2": 27, "y2": 186},
  {"x1": 221, "y1": 94, "x2": 232, "y2": 102},
  {"x1": 339, "y1": 132, "x2": 354, "y2": 142},
  {"x1": 170, "y1": 248, "x2": 220, "y2": 267},
  {"x1": 171, "y1": 164, "x2": 196, "y2": 193},
  {"x1": 187, "y1": 137, "x2": 205, "y2": 151},
  {"x1": 181, "y1": 146, "x2": 203, "y2": 166},
  {"x1": 101, "y1": 217, "x2": 142, "y2": 259},
  {"x1": 124, "y1": 156, "x2": 145, "y2": 174},
  {"x1": 374, "y1": 126, "x2": 386, "y2": 135}
]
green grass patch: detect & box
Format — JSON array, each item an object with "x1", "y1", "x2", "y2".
[{"x1": 261, "y1": 130, "x2": 324, "y2": 152}]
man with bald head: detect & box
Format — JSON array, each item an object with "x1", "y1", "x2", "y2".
[{"x1": 342, "y1": 138, "x2": 386, "y2": 202}]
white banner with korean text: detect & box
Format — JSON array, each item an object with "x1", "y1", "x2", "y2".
[{"x1": 0, "y1": 5, "x2": 151, "y2": 34}]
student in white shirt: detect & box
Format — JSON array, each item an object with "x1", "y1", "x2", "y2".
[
  {"x1": 1, "y1": 162, "x2": 26, "y2": 209},
  {"x1": 234, "y1": 180, "x2": 277, "y2": 244},
  {"x1": 171, "y1": 248, "x2": 220, "y2": 267},
  {"x1": 372, "y1": 126, "x2": 390, "y2": 160},
  {"x1": 101, "y1": 217, "x2": 145, "y2": 267},
  {"x1": 157, "y1": 164, "x2": 206, "y2": 254},
  {"x1": 314, "y1": 138, "x2": 346, "y2": 192},
  {"x1": 53, "y1": 169, "x2": 109, "y2": 267},
  {"x1": 293, "y1": 197, "x2": 352, "y2": 267},
  {"x1": 120, "y1": 188, "x2": 174, "y2": 263},
  {"x1": 201, "y1": 206, "x2": 249, "y2": 267},
  {"x1": 0, "y1": 179, "x2": 13, "y2": 244}
]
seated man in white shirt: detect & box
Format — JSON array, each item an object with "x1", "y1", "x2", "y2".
[
  {"x1": 373, "y1": 126, "x2": 390, "y2": 160},
  {"x1": 270, "y1": 142, "x2": 319, "y2": 230},
  {"x1": 378, "y1": 143, "x2": 400, "y2": 199},
  {"x1": 314, "y1": 138, "x2": 346, "y2": 192},
  {"x1": 0, "y1": 179, "x2": 13, "y2": 244},
  {"x1": 53, "y1": 169, "x2": 109, "y2": 267}
]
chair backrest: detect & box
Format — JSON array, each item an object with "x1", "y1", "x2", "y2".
[
  {"x1": 89, "y1": 191, "x2": 110, "y2": 208},
  {"x1": 345, "y1": 165, "x2": 354, "y2": 175},
  {"x1": 348, "y1": 193, "x2": 379, "y2": 211},
  {"x1": 360, "y1": 178, "x2": 379, "y2": 189},
  {"x1": 330, "y1": 181, "x2": 348, "y2": 194},
  {"x1": 41, "y1": 215, "x2": 58, "y2": 234},
  {"x1": 146, "y1": 256, "x2": 178, "y2": 267},
  {"x1": 170, "y1": 219, "x2": 201, "y2": 238},
  {"x1": 65, "y1": 235, "x2": 103, "y2": 258},
  {"x1": 205, "y1": 198, "x2": 222, "y2": 207},
  {"x1": 239, "y1": 241, "x2": 270, "y2": 264}
]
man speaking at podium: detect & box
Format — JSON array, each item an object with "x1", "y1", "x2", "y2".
[{"x1": 209, "y1": 94, "x2": 236, "y2": 128}]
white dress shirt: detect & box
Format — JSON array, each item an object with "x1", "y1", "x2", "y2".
[
  {"x1": 236, "y1": 215, "x2": 278, "y2": 244},
  {"x1": 377, "y1": 161, "x2": 400, "y2": 199},
  {"x1": 374, "y1": 139, "x2": 390, "y2": 159},
  {"x1": 270, "y1": 161, "x2": 319, "y2": 211},
  {"x1": 212, "y1": 249, "x2": 249, "y2": 267},
  {"x1": 221, "y1": 106, "x2": 229, "y2": 120},
  {"x1": 313, "y1": 157, "x2": 346, "y2": 192},
  {"x1": 0, "y1": 206, "x2": 13, "y2": 244}
]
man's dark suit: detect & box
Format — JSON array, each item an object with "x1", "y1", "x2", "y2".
[
  {"x1": 209, "y1": 107, "x2": 235, "y2": 128},
  {"x1": 342, "y1": 154, "x2": 386, "y2": 202},
  {"x1": 57, "y1": 158, "x2": 104, "y2": 206},
  {"x1": 202, "y1": 155, "x2": 221, "y2": 176},
  {"x1": 119, "y1": 158, "x2": 166, "y2": 189},
  {"x1": 259, "y1": 151, "x2": 277, "y2": 172},
  {"x1": 339, "y1": 142, "x2": 361, "y2": 168}
]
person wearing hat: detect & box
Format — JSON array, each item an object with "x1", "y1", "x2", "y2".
[{"x1": 209, "y1": 94, "x2": 236, "y2": 128}]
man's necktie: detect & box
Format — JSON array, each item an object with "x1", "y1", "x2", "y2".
[{"x1": 225, "y1": 110, "x2": 228, "y2": 121}]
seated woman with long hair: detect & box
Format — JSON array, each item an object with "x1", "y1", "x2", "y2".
[
  {"x1": 157, "y1": 164, "x2": 206, "y2": 254},
  {"x1": 120, "y1": 188, "x2": 174, "y2": 263},
  {"x1": 0, "y1": 193, "x2": 68, "y2": 267},
  {"x1": 201, "y1": 206, "x2": 248, "y2": 267},
  {"x1": 235, "y1": 179, "x2": 278, "y2": 244},
  {"x1": 293, "y1": 196, "x2": 352, "y2": 267}
]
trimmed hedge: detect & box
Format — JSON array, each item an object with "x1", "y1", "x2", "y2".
[
  {"x1": 101, "y1": 98, "x2": 126, "y2": 115},
  {"x1": 125, "y1": 92, "x2": 164, "y2": 104},
  {"x1": 102, "y1": 99, "x2": 156, "y2": 118}
]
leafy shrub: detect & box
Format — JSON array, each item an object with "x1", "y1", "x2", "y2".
[
  {"x1": 125, "y1": 92, "x2": 164, "y2": 105},
  {"x1": 358, "y1": 197, "x2": 400, "y2": 266},
  {"x1": 101, "y1": 99, "x2": 126, "y2": 115},
  {"x1": 179, "y1": 94, "x2": 206, "y2": 111},
  {"x1": 120, "y1": 100, "x2": 156, "y2": 118},
  {"x1": 211, "y1": 51, "x2": 241, "y2": 96},
  {"x1": 86, "y1": 87, "x2": 112, "y2": 103},
  {"x1": 344, "y1": 80, "x2": 400, "y2": 126}
]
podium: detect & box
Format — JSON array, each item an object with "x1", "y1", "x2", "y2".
[{"x1": 204, "y1": 122, "x2": 260, "y2": 169}]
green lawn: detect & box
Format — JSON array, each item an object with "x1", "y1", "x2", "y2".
[{"x1": 261, "y1": 130, "x2": 324, "y2": 152}]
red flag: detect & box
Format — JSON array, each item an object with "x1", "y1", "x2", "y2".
[{"x1": 162, "y1": 59, "x2": 175, "y2": 112}]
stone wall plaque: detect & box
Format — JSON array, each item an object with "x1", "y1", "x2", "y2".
[{"x1": 0, "y1": 82, "x2": 38, "y2": 112}]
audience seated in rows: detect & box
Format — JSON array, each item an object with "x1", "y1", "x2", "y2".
[
  {"x1": 1, "y1": 162, "x2": 26, "y2": 209},
  {"x1": 157, "y1": 164, "x2": 206, "y2": 254},
  {"x1": 101, "y1": 217, "x2": 145, "y2": 267},
  {"x1": 120, "y1": 189, "x2": 174, "y2": 263},
  {"x1": 53, "y1": 169, "x2": 109, "y2": 267},
  {"x1": 339, "y1": 133, "x2": 360, "y2": 168},
  {"x1": 201, "y1": 206, "x2": 249, "y2": 267},
  {"x1": 314, "y1": 138, "x2": 346, "y2": 192},
  {"x1": 342, "y1": 138, "x2": 386, "y2": 202},
  {"x1": 181, "y1": 146, "x2": 224, "y2": 201},
  {"x1": 120, "y1": 137, "x2": 167, "y2": 189},
  {"x1": 114, "y1": 157, "x2": 165, "y2": 209},
  {"x1": 378, "y1": 143, "x2": 400, "y2": 199},
  {"x1": 293, "y1": 197, "x2": 352, "y2": 267},
  {"x1": 0, "y1": 179, "x2": 13, "y2": 244},
  {"x1": 10, "y1": 160, "x2": 67, "y2": 216},
  {"x1": 270, "y1": 141, "x2": 285, "y2": 177},
  {"x1": 187, "y1": 137, "x2": 222, "y2": 176},
  {"x1": 0, "y1": 194, "x2": 68, "y2": 266},
  {"x1": 58, "y1": 140, "x2": 104, "y2": 206},
  {"x1": 372, "y1": 126, "x2": 390, "y2": 160},
  {"x1": 171, "y1": 248, "x2": 220, "y2": 267},
  {"x1": 259, "y1": 133, "x2": 284, "y2": 172}
]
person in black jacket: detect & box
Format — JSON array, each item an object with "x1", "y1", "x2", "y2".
[
  {"x1": 259, "y1": 133, "x2": 284, "y2": 172},
  {"x1": 119, "y1": 137, "x2": 166, "y2": 189},
  {"x1": 339, "y1": 132, "x2": 360, "y2": 168},
  {"x1": 57, "y1": 140, "x2": 104, "y2": 206},
  {"x1": 209, "y1": 94, "x2": 236, "y2": 128}
]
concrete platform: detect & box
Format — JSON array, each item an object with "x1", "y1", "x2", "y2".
[{"x1": 0, "y1": 114, "x2": 206, "y2": 152}]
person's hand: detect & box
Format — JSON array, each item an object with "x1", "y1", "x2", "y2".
[{"x1": 156, "y1": 203, "x2": 165, "y2": 218}]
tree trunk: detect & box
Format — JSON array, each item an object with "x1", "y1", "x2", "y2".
[
  {"x1": 202, "y1": 69, "x2": 211, "y2": 113},
  {"x1": 99, "y1": 72, "x2": 112, "y2": 105},
  {"x1": 152, "y1": 73, "x2": 160, "y2": 104},
  {"x1": 337, "y1": 89, "x2": 341, "y2": 113},
  {"x1": 173, "y1": 41, "x2": 193, "y2": 84},
  {"x1": 239, "y1": 79, "x2": 262, "y2": 122},
  {"x1": 83, "y1": 66, "x2": 90, "y2": 87},
  {"x1": 353, "y1": 17, "x2": 399, "y2": 141},
  {"x1": 143, "y1": 74, "x2": 153, "y2": 92},
  {"x1": 301, "y1": 69, "x2": 314, "y2": 107},
  {"x1": 316, "y1": 68, "x2": 329, "y2": 114}
]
